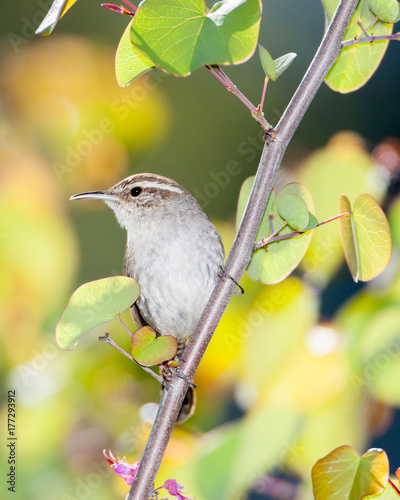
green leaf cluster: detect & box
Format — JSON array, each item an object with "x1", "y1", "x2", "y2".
[
  {"x1": 236, "y1": 181, "x2": 316, "y2": 284},
  {"x1": 322, "y1": 0, "x2": 394, "y2": 92},
  {"x1": 237, "y1": 172, "x2": 392, "y2": 284},
  {"x1": 258, "y1": 45, "x2": 297, "y2": 82},
  {"x1": 117, "y1": 0, "x2": 262, "y2": 85}
]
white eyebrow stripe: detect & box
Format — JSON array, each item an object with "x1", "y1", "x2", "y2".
[{"x1": 138, "y1": 181, "x2": 184, "y2": 194}]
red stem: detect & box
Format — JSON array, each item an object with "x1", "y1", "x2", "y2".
[
  {"x1": 122, "y1": 0, "x2": 137, "y2": 12},
  {"x1": 315, "y1": 211, "x2": 351, "y2": 226},
  {"x1": 259, "y1": 77, "x2": 269, "y2": 112},
  {"x1": 253, "y1": 212, "x2": 351, "y2": 249},
  {"x1": 389, "y1": 479, "x2": 400, "y2": 496},
  {"x1": 206, "y1": 65, "x2": 272, "y2": 131}
]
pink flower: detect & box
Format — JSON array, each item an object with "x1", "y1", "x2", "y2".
[
  {"x1": 103, "y1": 451, "x2": 194, "y2": 499},
  {"x1": 161, "y1": 479, "x2": 194, "y2": 500},
  {"x1": 103, "y1": 449, "x2": 140, "y2": 486}
]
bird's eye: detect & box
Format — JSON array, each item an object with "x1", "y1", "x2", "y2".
[{"x1": 130, "y1": 186, "x2": 142, "y2": 197}]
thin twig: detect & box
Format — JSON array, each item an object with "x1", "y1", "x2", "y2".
[
  {"x1": 205, "y1": 65, "x2": 229, "y2": 87},
  {"x1": 357, "y1": 16, "x2": 379, "y2": 38},
  {"x1": 206, "y1": 65, "x2": 272, "y2": 131},
  {"x1": 342, "y1": 32, "x2": 400, "y2": 47},
  {"x1": 117, "y1": 315, "x2": 133, "y2": 338},
  {"x1": 99, "y1": 333, "x2": 163, "y2": 384},
  {"x1": 315, "y1": 211, "x2": 351, "y2": 226},
  {"x1": 253, "y1": 212, "x2": 351, "y2": 249},
  {"x1": 259, "y1": 77, "x2": 269, "y2": 113},
  {"x1": 127, "y1": 1, "x2": 359, "y2": 498},
  {"x1": 253, "y1": 221, "x2": 287, "y2": 250},
  {"x1": 122, "y1": 0, "x2": 137, "y2": 12}
]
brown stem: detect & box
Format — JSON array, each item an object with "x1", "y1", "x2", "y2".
[
  {"x1": 253, "y1": 212, "x2": 351, "y2": 249},
  {"x1": 99, "y1": 333, "x2": 163, "y2": 384},
  {"x1": 206, "y1": 65, "x2": 272, "y2": 131},
  {"x1": 117, "y1": 316, "x2": 133, "y2": 338},
  {"x1": 253, "y1": 221, "x2": 288, "y2": 250},
  {"x1": 342, "y1": 32, "x2": 400, "y2": 47},
  {"x1": 127, "y1": 1, "x2": 359, "y2": 498}
]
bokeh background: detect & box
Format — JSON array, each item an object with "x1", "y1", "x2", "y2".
[{"x1": 1, "y1": 1, "x2": 400, "y2": 499}]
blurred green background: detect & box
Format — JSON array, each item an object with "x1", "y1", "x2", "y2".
[{"x1": 1, "y1": 1, "x2": 400, "y2": 499}]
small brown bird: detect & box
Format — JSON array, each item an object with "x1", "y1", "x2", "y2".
[{"x1": 71, "y1": 173, "x2": 225, "y2": 351}]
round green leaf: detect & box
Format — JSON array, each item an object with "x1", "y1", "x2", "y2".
[
  {"x1": 131, "y1": 0, "x2": 262, "y2": 77},
  {"x1": 299, "y1": 133, "x2": 385, "y2": 284},
  {"x1": 116, "y1": 18, "x2": 154, "y2": 87},
  {"x1": 339, "y1": 194, "x2": 392, "y2": 282},
  {"x1": 131, "y1": 326, "x2": 177, "y2": 366},
  {"x1": 260, "y1": 183, "x2": 315, "y2": 284},
  {"x1": 56, "y1": 276, "x2": 140, "y2": 350},
  {"x1": 312, "y1": 445, "x2": 389, "y2": 500},
  {"x1": 369, "y1": 0, "x2": 399, "y2": 23},
  {"x1": 322, "y1": 0, "x2": 392, "y2": 93},
  {"x1": 277, "y1": 193, "x2": 310, "y2": 231}
]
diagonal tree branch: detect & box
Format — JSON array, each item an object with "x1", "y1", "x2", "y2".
[{"x1": 127, "y1": 0, "x2": 359, "y2": 498}]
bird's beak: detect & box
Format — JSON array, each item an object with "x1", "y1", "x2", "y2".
[{"x1": 70, "y1": 190, "x2": 119, "y2": 203}]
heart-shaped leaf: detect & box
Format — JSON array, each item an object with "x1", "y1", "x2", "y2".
[
  {"x1": 36, "y1": 0, "x2": 78, "y2": 36},
  {"x1": 339, "y1": 194, "x2": 392, "y2": 282},
  {"x1": 368, "y1": 0, "x2": 399, "y2": 23},
  {"x1": 116, "y1": 19, "x2": 154, "y2": 87},
  {"x1": 130, "y1": 0, "x2": 262, "y2": 77},
  {"x1": 277, "y1": 193, "x2": 310, "y2": 231},
  {"x1": 312, "y1": 445, "x2": 389, "y2": 500},
  {"x1": 131, "y1": 326, "x2": 177, "y2": 366},
  {"x1": 56, "y1": 276, "x2": 140, "y2": 350},
  {"x1": 322, "y1": 0, "x2": 392, "y2": 93}
]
